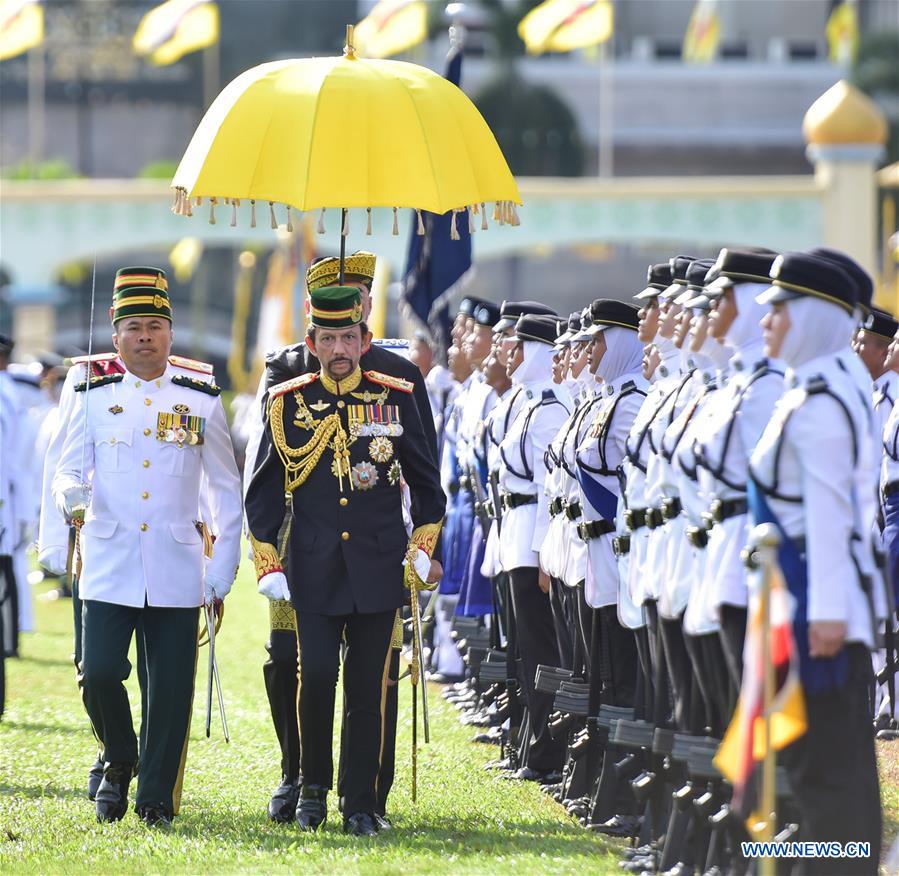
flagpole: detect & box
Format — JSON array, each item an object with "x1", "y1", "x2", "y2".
[
  {"x1": 27, "y1": 42, "x2": 45, "y2": 164},
  {"x1": 202, "y1": 40, "x2": 219, "y2": 110},
  {"x1": 757, "y1": 523, "x2": 780, "y2": 876},
  {"x1": 597, "y1": 39, "x2": 613, "y2": 177}
]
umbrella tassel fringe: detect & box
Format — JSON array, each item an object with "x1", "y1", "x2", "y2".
[
  {"x1": 481, "y1": 202, "x2": 488, "y2": 230},
  {"x1": 468, "y1": 206, "x2": 475, "y2": 234},
  {"x1": 392, "y1": 207, "x2": 399, "y2": 236},
  {"x1": 230, "y1": 198, "x2": 239, "y2": 228},
  {"x1": 416, "y1": 209, "x2": 424, "y2": 236},
  {"x1": 287, "y1": 207, "x2": 294, "y2": 233},
  {"x1": 208, "y1": 197, "x2": 217, "y2": 226},
  {"x1": 450, "y1": 210, "x2": 460, "y2": 241},
  {"x1": 510, "y1": 203, "x2": 521, "y2": 227},
  {"x1": 493, "y1": 201, "x2": 502, "y2": 223},
  {"x1": 366, "y1": 208, "x2": 372, "y2": 236},
  {"x1": 250, "y1": 200, "x2": 257, "y2": 228},
  {"x1": 270, "y1": 202, "x2": 278, "y2": 230},
  {"x1": 318, "y1": 209, "x2": 326, "y2": 234}
]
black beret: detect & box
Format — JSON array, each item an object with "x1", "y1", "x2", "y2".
[
  {"x1": 704, "y1": 247, "x2": 780, "y2": 298},
  {"x1": 805, "y1": 247, "x2": 873, "y2": 313},
  {"x1": 660, "y1": 255, "x2": 698, "y2": 301},
  {"x1": 458, "y1": 296, "x2": 490, "y2": 317},
  {"x1": 473, "y1": 301, "x2": 502, "y2": 328},
  {"x1": 585, "y1": 299, "x2": 640, "y2": 334},
  {"x1": 635, "y1": 262, "x2": 674, "y2": 301},
  {"x1": 0, "y1": 334, "x2": 13, "y2": 354},
  {"x1": 861, "y1": 307, "x2": 899, "y2": 340},
  {"x1": 756, "y1": 252, "x2": 857, "y2": 314},
  {"x1": 676, "y1": 258, "x2": 716, "y2": 305},
  {"x1": 555, "y1": 311, "x2": 582, "y2": 345},
  {"x1": 571, "y1": 306, "x2": 596, "y2": 342},
  {"x1": 494, "y1": 299, "x2": 557, "y2": 331},
  {"x1": 515, "y1": 314, "x2": 559, "y2": 346}
]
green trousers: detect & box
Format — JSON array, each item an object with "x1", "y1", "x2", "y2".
[{"x1": 79, "y1": 599, "x2": 198, "y2": 813}]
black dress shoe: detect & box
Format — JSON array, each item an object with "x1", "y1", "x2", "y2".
[
  {"x1": 426, "y1": 672, "x2": 465, "y2": 685},
  {"x1": 95, "y1": 762, "x2": 133, "y2": 823},
  {"x1": 343, "y1": 812, "x2": 378, "y2": 836},
  {"x1": 502, "y1": 767, "x2": 563, "y2": 784},
  {"x1": 295, "y1": 784, "x2": 327, "y2": 832},
  {"x1": 374, "y1": 813, "x2": 392, "y2": 831},
  {"x1": 268, "y1": 776, "x2": 300, "y2": 823},
  {"x1": 136, "y1": 803, "x2": 172, "y2": 828},
  {"x1": 590, "y1": 814, "x2": 641, "y2": 837},
  {"x1": 87, "y1": 757, "x2": 104, "y2": 801}
]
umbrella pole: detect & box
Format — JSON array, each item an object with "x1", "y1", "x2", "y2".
[{"x1": 339, "y1": 208, "x2": 347, "y2": 284}]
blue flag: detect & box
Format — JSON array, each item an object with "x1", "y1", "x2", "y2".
[{"x1": 400, "y1": 48, "x2": 472, "y2": 360}]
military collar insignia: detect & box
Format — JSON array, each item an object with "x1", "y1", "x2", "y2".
[
  {"x1": 309, "y1": 399, "x2": 331, "y2": 412},
  {"x1": 173, "y1": 403, "x2": 190, "y2": 414},
  {"x1": 658, "y1": 365, "x2": 669, "y2": 378},
  {"x1": 605, "y1": 384, "x2": 615, "y2": 396},
  {"x1": 108, "y1": 405, "x2": 124, "y2": 415},
  {"x1": 320, "y1": 367, "x2": 362, "y2": 396}
]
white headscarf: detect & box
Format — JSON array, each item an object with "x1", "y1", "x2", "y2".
[
  {"x1": 725, "y1": 282, "x2": 770, "y2": 351},
  {"x1": 777, "y1": 297, "x2": 856, "y2": 368},
  {"x1": 512, "y1": 339, "x2": 556, "y2": 386},
  {"x1": 596, "y1": 327, "x2": 644, "y2": 383}
]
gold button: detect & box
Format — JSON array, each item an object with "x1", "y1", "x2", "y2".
[
  {"x1": 155, "y1": 380, "x2": 161, "y2": 388},
  {"x1": 337, "y1": 400, "x2": 345, "y2": 409},
  {"x1": 140, "y1": 523, "x2": 148, "y2": 532},
  {"x1": 143, "y1": 428, "x2": 151, "y2": 436},
  {"x1": 144, "y1": 398, "x2": 152, "y2": 406},
  {"x1": 135, "y1": 381, "x2": 141, "y2": 388},
  {"x1": 110, "y1": 437, "x2": 117, "y2": 445},
  {"x1": 341, "y1": 531, "x2": 350, "y2": 541},
  {"x1": 142, "y1": 491, "x2": 149, "y2": 500},
  {"x1": 143, "y1": 459, "x2": 150, "y2": 468},
  {"x1": 340, "y1": 497, "x2": 348, "y2": 507}
]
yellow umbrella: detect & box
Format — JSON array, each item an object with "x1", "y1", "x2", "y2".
[{"x1": 172, "y1": 26, "x2": 521, "y2": 239}]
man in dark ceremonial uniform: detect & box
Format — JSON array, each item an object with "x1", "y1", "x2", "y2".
[
  {"x1": 243, "y1": 251, "x2": 440, "y2": 824},
  {"x1": 246, "y1": 285, "x2": 445, "y2": 836}
]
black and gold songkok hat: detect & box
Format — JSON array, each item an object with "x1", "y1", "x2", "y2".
[
  {"x1": 309, "y1": 285, "x2": 364, "y2": 329},
  {"x1": 112, "y1": 267, "x2": 172, "y2": 322},
  {"x1": 306, "y1": 251, "x2": 376, "y2": 291}
]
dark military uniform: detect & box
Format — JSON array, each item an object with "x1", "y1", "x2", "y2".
[{"x1": 246, "y1": 353, "x2": 444, "y2": 821}]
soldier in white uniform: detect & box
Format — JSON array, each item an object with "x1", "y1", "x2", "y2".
[
  {"x1": 52, "y1": 267, "x2": 242, "y2": 827},
  {"x1": 750, "y1": 252, "x2": 880, "y2": 871}
]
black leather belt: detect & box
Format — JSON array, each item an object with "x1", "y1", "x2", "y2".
[
  {"x1": 624, "y1": 508, "x2": 647, "y2": 532},
  {"x1": 564, "y1": 501, "x2": 582, "y2": 521},
  {"x1": 484, "y1": 501, "x2": 496, "y2": 519},
  {"x1": 686, "y1": 526, "x2": 709, "y2": 548},
  {"x1": 645, "y1": 507, "x2": 664, "y2": 530},
  {"x1": 884, "y1": 482, "x2": 899, "y2": 498},
  {"x1": 612, "y1": 535, "x2": 631, "y2": 557},
  {"x1": 709, "y1": 497, "x2": 748, "y2": 523},
  {"x1": 577, "y1": 519, "x2": 615, "y2": 540},
  {"x1": 661, "y1": 497, "x2": 682, "y2": 520},
  {"x1": 502, "y1": 492, "x2": 537, "y2": 511},
  {"x1": 549, "y1": 497, "x2": 565, "y2": 517}
]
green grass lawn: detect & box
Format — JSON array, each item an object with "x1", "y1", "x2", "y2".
[{"x1": 0, "y1": 562, "x2": 625, "y2": 874}]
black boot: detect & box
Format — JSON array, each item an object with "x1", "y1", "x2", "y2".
[
  {"x1": 295, "y1": 784, "x2": 327, "y2": 832},
  {"x1": 268, "y1": 776, "x2": 301, "y2": 823},
  {"x1": 87, "y1": 756, "x2": 104, "y2": 801},
  {"x1": 95, "y1": 762, "x2": 133, "y2": 823},
  {"x1": 136, "y1": 803, "x2": 172, "y2": 828},
  {"x1": 343, "y1": 812, "x2": 378, "y2": 836}
]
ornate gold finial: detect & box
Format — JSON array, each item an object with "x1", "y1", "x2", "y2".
[
  {"x1": 803, "y1": 79, "x2": 888, "y2": 147},
  {"x1": 344, "y1": 24, "x2": 356, "y2": 59}
]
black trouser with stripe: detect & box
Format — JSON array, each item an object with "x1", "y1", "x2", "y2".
[
  {"x1": 508, "y1": 566, "x2": 566, "y2": 773},
  {"x1": 79, "y1": 599, "x2": 198, "y2": 814},
  {"x1": 294, "y1": 608, "x2": 395, "y2": 816}
]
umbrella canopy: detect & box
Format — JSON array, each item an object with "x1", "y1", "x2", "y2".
[{"x1": 172, "y1": 29, "x2": 521, "y2": 233}]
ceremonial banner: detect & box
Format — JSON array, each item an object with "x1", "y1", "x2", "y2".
[
  {"x1": 682, "y1": 0, "x2": 720, "y2": 64},
  {"x1": 133, "y1": 0, "x2": 219, "y2": 67},
  {"x1": 826, "y1": 1, "x2": 859, "y2": 65},
  {"x1": 519, "y1": 0, "x2": 613, "y2": 56},
  {"x1": 0, "y1": 0, "x2": 43, "y2": 61},
  {"x1": 355, "y1": 0, "x2": 427, "y2": 60}
]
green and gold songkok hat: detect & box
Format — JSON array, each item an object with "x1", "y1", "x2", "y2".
[
  {"x1": 309, "y1": 285, "x2": 364, "y2": 329},
  {"x1": 112, "y1": 266, "x2": 173, "y2": 322}
]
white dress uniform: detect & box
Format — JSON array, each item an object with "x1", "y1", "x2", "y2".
[{"x1": 53, "y1": 365, "x2": 242, "y2": 608}]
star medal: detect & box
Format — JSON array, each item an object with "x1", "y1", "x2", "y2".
[
  {"x1": 369, "y1": 436, "x2": 393, "y2": 463},
  {"x1": 387, "y1": 460, "x2": 402, "y2": 486},
  {"x1": 351, "y1": 461, "x2": 379, "y2": 490}
]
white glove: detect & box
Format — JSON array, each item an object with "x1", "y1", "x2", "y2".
[
  {"x1": 39, "y1": 546, "x2": 68, "y2": 577},
  {"x1": 258, "y1": 571, "x2": 291, "y2": 602},
  {"x1": 58, "y1": 484, "x2": 91, "y2": 521},
  {"x1": 204, "y1": 574, "x2": 233, "y2": 604},
  {"x1": 403, "y1": 548, "x2": 432, "y2": 588}
]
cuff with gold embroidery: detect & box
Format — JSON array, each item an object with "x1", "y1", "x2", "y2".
[
  {"x1": 404, "y1": 520, "x2": 444, "y2": 591},
  {"x1": 249, "y1": 533, "x2": 283, "y2": 581},
  {"x1": 269, "y1": 599, "x2": 296, "y2": 632},
  {"x1": 409, "y1": 521, "x2": 443, "y2": 558}
]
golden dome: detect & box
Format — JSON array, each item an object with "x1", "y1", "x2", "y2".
[{"x1": 803, "y1": 80, "x2": 888, "y2": 146}]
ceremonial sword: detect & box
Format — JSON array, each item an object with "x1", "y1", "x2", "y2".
[{"x1": 204, "y1": 602, "x2": 229, "y2": 742}]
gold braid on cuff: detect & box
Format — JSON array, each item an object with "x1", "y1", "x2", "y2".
[
  {"x1": 269, "y1": 599, "x2": 296, "y2": 632},
  {"x1": 404, "y1": 519, "x2": 444, "y2": 591},
  {"x1": 249, "y1": 533, "x2": 283, "y2": 580}
]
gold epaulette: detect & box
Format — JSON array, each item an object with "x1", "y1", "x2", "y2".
[
  {"x1": 171, "y1": 374, "x2": 221, "y2": 396},
  {"x1": 364, "y1": 370, "x2": 414, "y2": 394},
  {"x1": 168, "y1": 354, "x2": 214, "y2": 375},
  {"x1": 69, "y1": 352, "x2": 117, "y2": 365},
  {"x1": 270, "y1": 373, "x2": 318, "y2": 398}
]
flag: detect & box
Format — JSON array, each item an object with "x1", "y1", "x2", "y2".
[
  {"x1": 400, "y1": 47, "x2": 472, "y2": 358},
  {"x1": 519, "y1": 0, "x2": 613, "y2": 56},
  {"x1": 133, "y1": 0, "x2": 219, "y2": 67},
  {"x1": 826, "y1": 1, "x2": 859, "y2": 65},
  {"x1": 714, "y1": 558, "x2": 807, "y2": 827},
  {"x1": 0, "y1": 0, "x2": 43, "y2": 61},
  {"x1": 355, "y1": 0, "x2": 427, "y2": 60},
  {"x1": 682, "y1": 0, "x2": 720, "y2": 64}
]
